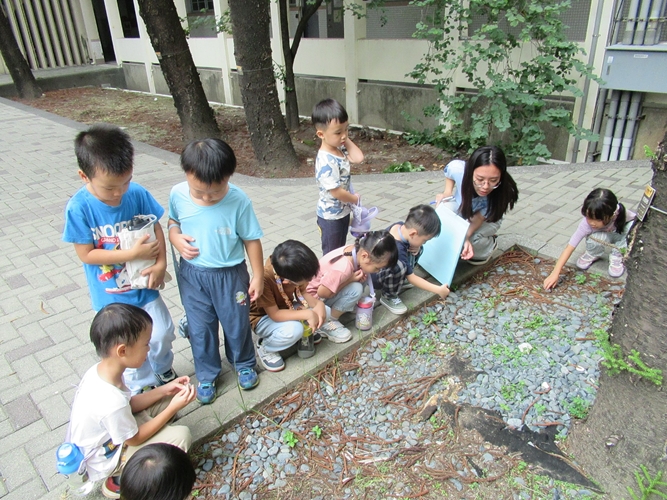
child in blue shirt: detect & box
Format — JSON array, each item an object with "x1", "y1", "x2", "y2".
[
  {"x1": 62, "y1": 124, "x2": 177, "y2": 394},
  {"x1": 313, "y1": 98, "x2": 364, "y2": 255},
  {"x1": 168, "y1": 138, "x2": 264, "y2": 404}
]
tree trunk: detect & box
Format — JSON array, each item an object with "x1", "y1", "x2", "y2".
[
  {"x1": 228, "y1": 0, "x2": 299, "y2": 170},
  {"x1": 0, "y1": 5, "x2": 42, "y2": 99},
  {"x1": 135, "y1": 0, "x2": 220, "y2": 142},
  {"x1": 278, "y1": 0, "x2": 323, "y2": 131},
  {"x1": 569, "y1": 131, "x2": 667, "y2": 497}
]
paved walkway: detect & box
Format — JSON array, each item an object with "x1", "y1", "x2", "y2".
[{"x1": 0, "y1": 96, "x2": 652, "y2": 499}]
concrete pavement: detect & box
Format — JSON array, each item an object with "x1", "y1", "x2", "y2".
[{"x1": 0, "y1": 96, "x2": 652, "y2": 499}]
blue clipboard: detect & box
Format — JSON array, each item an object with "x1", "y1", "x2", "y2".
[{"x1": 418, "y1": 203, "x2": 469, "y2": 285}]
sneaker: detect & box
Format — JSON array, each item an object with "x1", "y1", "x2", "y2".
[
  {"x1": 197, "y1": 381, "x2": 217, "y2": 404},
  {"x1": 178, "y1": 316, "x2": 189, "y2": 339},
  {"x1": 237, "y1": 368, "x2": 259, "y2": 390},
  {"x1": 313, "y1": 331, "x2": 322, "y2": 344},
  {"x1": 257, "y1": 341, "x2": 285, "y2": 371},
  {"x1": 380, "y1": 295, "x2": 408, "y2": 315},
  {"x1": 576, "y1": 251, "x2": 600, "y2": 270},
  {"x1": 315, "y1": 320, "x2": 352, "y2": 343},
  {"x1": 608, "y1": 250, "x2": 625, "y2": 278},
  {"x1": 297, "y1": 334, "x2": 315, "y2": 359},
  {"x1": 401, "y1": 280, "x2": 415, "y2": 291},
  {"x1": 102, "y1": 476, "x2": 121, "y2": 499},
  {"x1": 155, "y1": 368, "x2": 178, "y2": 385}
]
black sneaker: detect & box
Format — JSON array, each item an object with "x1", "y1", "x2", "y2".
[{"x1": 155, "y1": 368, "x2": 178, "y2": 385}]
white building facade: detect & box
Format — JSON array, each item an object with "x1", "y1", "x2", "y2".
[{"x1": 2, "y1": 0, "x2": 666, "y2": 162}]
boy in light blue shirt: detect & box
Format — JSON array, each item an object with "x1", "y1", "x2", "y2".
[{"x1": 168, "y1": 139, "x2": 264, "y2": 404}]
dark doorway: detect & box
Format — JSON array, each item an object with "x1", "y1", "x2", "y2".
[{"x1": 91, "y1": 0, "x2": 116, "y2": 62}]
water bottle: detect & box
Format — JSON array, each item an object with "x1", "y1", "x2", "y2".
[
  {"x1": 355, "y1": 297, "x2": 374, "y2": 331},
  {"x1": 56, "y1": 443, "x2": 94, "y2": 496}
]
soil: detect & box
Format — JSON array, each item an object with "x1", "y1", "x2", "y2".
[
  {"x1": 191, "y1": 249, "x2": 616, "y2": 500},
  {"x1": 14, "y1": 87, "x2": 451, "y2": 178}
]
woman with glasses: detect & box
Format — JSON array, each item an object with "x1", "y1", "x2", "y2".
[{"x1": 435, "y1": 145, "x2": 519, "y2": 264}]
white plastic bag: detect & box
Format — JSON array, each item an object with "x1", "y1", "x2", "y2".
[{"x1": 117, "y1": 214, "x2": 158, "y2": 290}]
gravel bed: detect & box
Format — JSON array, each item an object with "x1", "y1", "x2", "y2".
[{"x1": 194, "y1": 251, "x2": 619, "y2": 499}]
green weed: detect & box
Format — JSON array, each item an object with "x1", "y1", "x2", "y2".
[
  {"x1": 422, "y1": 311, "x2": 438, "y2": 326},
  {"x1": 282, "y1": 430, "x2": 298, "y2": 448},
  {"x1": 566, "y1": 396, "x2": 590, "y2": 419},
  {"x1": 628, "y1": 465, "x2": 667, "y2": 499},
  {"x1": 311, "y1": 425, "x2": 322, "y2": 439},
  {"x1": 383, "y1": 161, "x2": 425, "y2": 173},
  {"x1": 594, "y1": 329, "x2": 663, "y2": 385},
  {"x1": 575, "y1": 274, "x2": 587, "y2": 285}
]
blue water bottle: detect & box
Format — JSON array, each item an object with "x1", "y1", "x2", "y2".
[{"x1": 56, "y1": 443, "x2": 93, "y2": 496}]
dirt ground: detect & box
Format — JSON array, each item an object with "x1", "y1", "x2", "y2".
[{"x1": 14, "y1": 87, "x2": 450, "y2": 178}]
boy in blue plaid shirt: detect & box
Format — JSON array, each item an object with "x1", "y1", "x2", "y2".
[{"x1": 373, "y1": 204, "x2": 450, "y2": 315}]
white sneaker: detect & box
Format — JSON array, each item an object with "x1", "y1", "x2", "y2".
[
  {"x1": 256, "y1": 341, "x2": 285, "y2": 372},
  {"x1": 315, "y1": 320, "x2": 352, "y2": 343},
  {"x1": 380, "y1": 295, "x2": 408, "y2": 315}
]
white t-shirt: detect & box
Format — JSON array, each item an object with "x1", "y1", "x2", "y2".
[{"x1": 69, "y1": 364, "x2": 138, "y2": 481}]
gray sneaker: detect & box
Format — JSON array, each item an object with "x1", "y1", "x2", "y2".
[
  {"x1": 380, "y1": 295, "x2": 408, "y2": 315},
  {"x1": 256, "y1": 341, "x2": 285, "y2": 372},
  {"x1": 315, "y1": 320, "x2": 352, "y2": 343}
]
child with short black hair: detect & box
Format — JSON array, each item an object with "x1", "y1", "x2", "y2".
[
  {"x1": 249, "y1": 240, "x2": 326, "y2": 370},
  {"x1": 168, "y1": 138, "x2": 264, "y2": 404},
  {"x1": 544, "y1": 188, "x2": 636, "y2": 289},
  {"x1": 312, "y1": 98, "x2": 364, "y2": 255},
  {"x1": 68, "y1": 304, "x2": 195, "y2": 499},
  {"x1": 63, "y1": 124, "x2": 177, "y2": 394},
  {"x1": 307, "y1": 231, "x2": 399, "y2": 340},
  {"x1": 374, "y1": 204, "x2": 450, "y2": 315},
  {"x1": 120, "y1": 443, "x2": 195, "y2": 500}
]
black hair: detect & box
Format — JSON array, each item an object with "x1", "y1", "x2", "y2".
[
  {"x1": 459, "y1": 145, "x2": 519, "y2": 223},
  {"x1": 90, "y1": 303, "x2": 152, "y2": 358},
  {"x1": 120, "y1": 443, "x2": 195, "y2": 500},
  {"x1": 404, "y1": 204, "x2": 441, "y2": 237},
  {"x1": 312, "y1": 99, "x2": 348, "y2": 129},
  {"x1": 581, "y1": 188, "x2": 626, "y2": 233},
  {"x1": 271, "y1": 240, "x2": 320, "y2": 283},
  {"x1": 74, "y1": 124, "x2": 134, "y2": 179},
  {"x1": 329, "y1": 230, "x2": 399, "y2": 268},
  {"x1": 180, "y1": 138, "x2": 236, "y2": 184}
]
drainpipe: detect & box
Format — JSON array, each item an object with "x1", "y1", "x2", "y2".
[
  {"x1": 587, "y1": 88, "x2": 608, "y2": 161},
  {"x1": 623, "y1": 0, "x2": 641, "y2": 44},
  {"x1": 610, "y1": 91, "x2": 630, "y2": 161},
  {"x1": 601, "y1": 89, "x2": 621, "y2": 161},
  {"x1": 645, "y1": 0, "x2": 667, "y2": 45},
  {"x1": 572, "y1": 0, "x2": 605, "y2": 163},
  {"x1": 620, "y1": 92, "x2": 643, "y2": 160},
  {"x1": 633, "y1": 0, "x2": 652, "y2": 44}
]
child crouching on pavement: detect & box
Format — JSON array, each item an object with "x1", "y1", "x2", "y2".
[
  {"x1": 373, "y1": 204, "x2": 450, "y2": 315},
  {"x1": 68, "y1": 304, "x2": 195, "y2": 499},
  {"x1": 249, "y1": 240, "x2": 327, "y2": 370}
]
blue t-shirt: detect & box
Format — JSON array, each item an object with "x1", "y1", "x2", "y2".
[
  {"x1": 443, "y1": 159, "x2": 489, "y2": 218},
  {"x1": 315, "y1": 149, "x2": 352, "y2": 220},
  {"x1": 62, "y1": 183, "x2": 163, "y2": 311},
  {"x1": 168, "y1": 182, "x2": 263, "y2": 268}
]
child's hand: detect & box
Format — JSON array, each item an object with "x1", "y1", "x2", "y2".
[
  {"x1": 162, "y1": 376, "x2": 191, "y2": 396},
  {"x1": 543, "y1": 272, "x2": 560, "y2": 290},
  {"x1": 352, "y1": 269, "x2": 366, "y2": 283},
  {"x1": 436, "y1": 284, "x2": 450, "y2": 299},
  {"x1": 142, "y1": 261, "x2": 167, "y2": 289},
  {"x1": 168, "y1": 382, "x2": 196, "y2": 410},
  {"x1": 173, "y1": 233, "x2": 199, "y2": 260},
  {"x1": 305, "y1": 309, "x2": 322, "y2": 331},
  {"x1": 313, "y1": 301, "x2": 326, "y2": 327},
  {"x1": 248, "y1": 275, "x2": 263, "y2": 302},
  {"x1": 460, "y1": 240, "x2": 474, "y2": 260},
  {"x1": 132, "y1": 234, "x2": 160, "y2": 261}
]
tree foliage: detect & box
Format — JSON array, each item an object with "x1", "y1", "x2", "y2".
[{"x1": 408, "y1": 0, "x2": 600, "y2": 164}]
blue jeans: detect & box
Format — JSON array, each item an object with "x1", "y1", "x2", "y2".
[
  {"x1": 123, "y1": 296, "x2": 175, "y2": 394},
  {"x1": 178, "y1": 259, "x2": 256, "y2": 383},
  {"x1": 254, "y1": 307, "x2": 335, "y2": 352},
  {"x1": 323, "y1": 282, "x2": 363, "y2": 314},
  {"x1": 317, "y1": 214, "x2": 350, "y2": 256}
]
